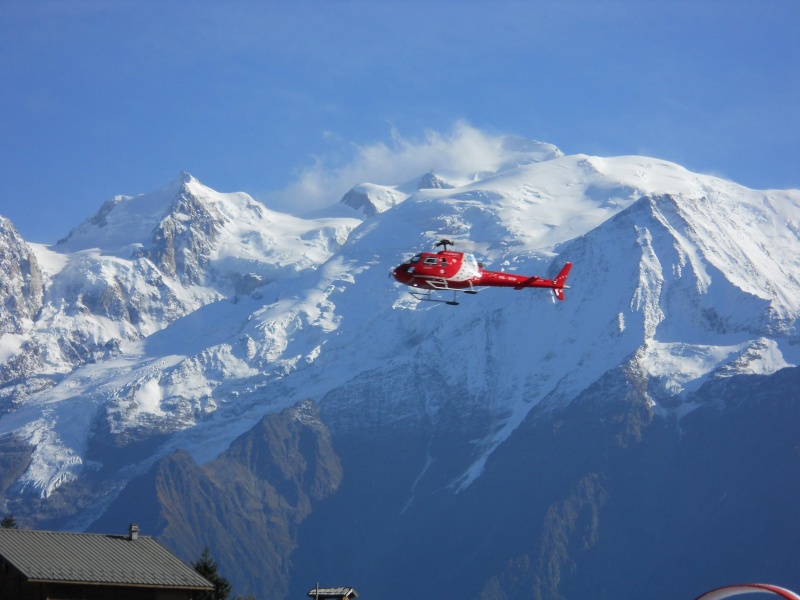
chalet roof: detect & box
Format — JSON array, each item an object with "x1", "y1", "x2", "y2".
[
  {"x1": 307, "y1": 586, "x2": 359, "y2": 599},
  {"x1": 0, "y1": 528, "x2": 213, "y2": 590}
]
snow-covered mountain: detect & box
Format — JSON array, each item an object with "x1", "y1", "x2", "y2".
[
  {"x1": 1, "y1": 138, "x2": 799, "y2": 598},
  {"x1": 0, "y1": 172, "x2": 357, "y2": 494}
]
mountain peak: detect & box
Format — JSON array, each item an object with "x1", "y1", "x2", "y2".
[
  {"x1": 177, "y1": 171, "x2": 195, "y2": 185},
  {"x1": 417, "y1": 171, "x2": 454, "y2": 190},
  {"x1": 340, "y1": 183, "x2": 408, "y2": 217},
  {"x1": 55, "y1": 173, "x2": 221, "y2": 255}
]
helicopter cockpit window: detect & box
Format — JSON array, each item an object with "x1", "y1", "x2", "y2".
[{"x1": 409, "y1": 254, "x2": 422, "y2": 264}]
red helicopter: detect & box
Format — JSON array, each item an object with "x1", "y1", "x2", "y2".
[{"x1": 392, "y1": 239, "x2": 572, "y2": 305}]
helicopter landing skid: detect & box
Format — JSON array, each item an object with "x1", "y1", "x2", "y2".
[{"x1": 409, "y1": 288, "x2": 478, "y2": 305}]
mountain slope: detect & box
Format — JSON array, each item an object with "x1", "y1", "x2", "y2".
[
  {"x1": 288, "y1": 363, "x2": 800, "y2": 600},
  {"x1": 88, "y1": 400, "x2": 341, "y2": 599},
  {"x1": 0, "y1": 217, "x2": 43, "y2": 336},
  {"x1": 0, "y1": 138, "x2": 799, "y2": 598},
  {"x1": 469, "y1": 364, "x2": 800, "y2": 600}
]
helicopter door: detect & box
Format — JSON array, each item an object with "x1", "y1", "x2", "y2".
[{"x1": 458, "y1": 253, "x2": 481, "y2": 280}]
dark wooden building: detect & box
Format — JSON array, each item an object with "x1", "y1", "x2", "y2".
[{"x1": 0, "y1": 524, "x2": 213, "y2": 600}]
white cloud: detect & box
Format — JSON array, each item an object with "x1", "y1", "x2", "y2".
[{"x1": 262, "y1": 122, "x2": 547, "y2": 214}]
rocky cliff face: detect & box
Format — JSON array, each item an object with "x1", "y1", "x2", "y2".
[
  {"x1": 89, "y1": 399, "x2": 342, "y2": 599},
  {"x1": 137, "y1": 184, "x2": 224, "y2": 285},
  {"x1": 0, "y1": 217, "x2": 43, "y2": 335}
]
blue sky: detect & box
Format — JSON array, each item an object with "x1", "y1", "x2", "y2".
[{"x1": 1, "y1": 0, "x2": 798, "y2": 243}]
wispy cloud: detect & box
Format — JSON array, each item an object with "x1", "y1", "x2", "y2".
[{"x1": 264, "y1": 122, "x2": 549, "y2": 213}]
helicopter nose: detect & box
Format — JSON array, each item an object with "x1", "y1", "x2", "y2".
[{"x1": 391, "y1": 265, "x2": 409, "y2": 283}]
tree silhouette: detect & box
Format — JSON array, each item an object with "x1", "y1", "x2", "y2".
[
  {"x1": 192, "y1": 547, "x2": 232, "y2": 600},
  {"x1": 1, "y1": 514, "x2": 17, "y2": 529}
]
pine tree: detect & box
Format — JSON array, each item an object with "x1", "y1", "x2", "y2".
[
  {"x1": 192, "y1": 547, "x2": 232, "y2": 600},
  {"x1": 1, "y1": 514, "x2": 17, "y2": 529}
]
